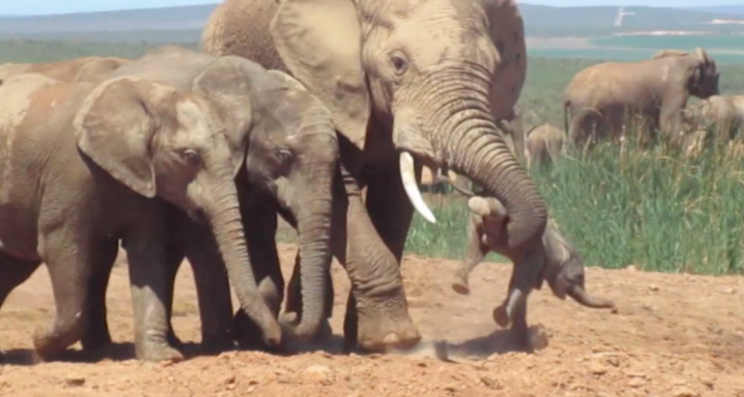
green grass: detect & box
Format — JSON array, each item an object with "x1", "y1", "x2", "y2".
[{"x1": 2, "y1": 38, "x2": 744, "y2": 275}]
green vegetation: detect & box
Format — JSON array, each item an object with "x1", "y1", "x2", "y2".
[
  {"x1": 590, "y1": 34, "x2": 744, "y2": 51},
  {"x1": 2, "y1": 38, "x2": 744, "y2": 275}
]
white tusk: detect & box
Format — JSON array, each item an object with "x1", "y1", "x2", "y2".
[{"x1": 399, "y1": 152, "x2": 437, "y2": 223}]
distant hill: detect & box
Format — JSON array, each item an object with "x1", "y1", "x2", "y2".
[
  {"x1": 0, "y1": 2, "x2": 742, "y2": 41},
  {"x1": 690, "y1": 5, "x2": 744, "y2": 15}
]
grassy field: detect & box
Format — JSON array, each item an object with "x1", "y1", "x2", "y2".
[{"x1": 2, "y1": 39, "x2": 744, "y2": 276}]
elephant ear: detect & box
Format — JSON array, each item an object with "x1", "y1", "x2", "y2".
[
  {"x1": 74, "y1": 76, "x2": 169, "y2": 198},
  {"x1": 270, "y1": 0, "x2": 370, "y2": 150},
  {"x1": 192, "y1": 56, "x2": 256, "y2": 177},
  {"x1": 481, "y1": 0, "x2": 527, "y2": 120},
  {"x1": 267, "y1": 70, "x2": 308, "y2": 93}
]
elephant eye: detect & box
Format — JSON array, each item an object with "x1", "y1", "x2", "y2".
[
  {"x1": 181, "y1": 149, "x2": 201, "y2": 166},
  {"x1": 275, "y1": 149, "x2": 293, "y2": 164},
  {"x1": 390, "y1": 51, "x2": 408, "y2": 75}
]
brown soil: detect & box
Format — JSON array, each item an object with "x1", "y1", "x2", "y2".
[{"x1": 1, "y1": 244, "x2": 744, "y2": 397}]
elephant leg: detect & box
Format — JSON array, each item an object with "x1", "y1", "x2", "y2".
[
  {"x1": 343, "y1": 156, "x2": 419, "y2": 352},
  {"x1": 493, "y1": 262, "x2": 536, "y2": 352},
  {"x1": 32, "y1": 232, "x2": 94, "y2": 361},
  {"x1": 0, "y1": 252, "x2": 40, "y2": 308},
  {"x1": 125, "y1": 217, "x2": 184, "y2": 362},
  {"x1": 452, "y1": 220, "x2": 488, "y2": 295},
  {"x1": 80, "y1": 239, "x2": 120, "y2": 352},
  {"x1": 232, "y1": 196, "x2": 284, "y2": 350},
  {"x1": 162, "y1": 238, "x2": 186, "y2": 349}
]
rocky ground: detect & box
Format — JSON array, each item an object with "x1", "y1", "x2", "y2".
[{"x1": 1, "y1": 243, "x2": 743, "y2": 397}]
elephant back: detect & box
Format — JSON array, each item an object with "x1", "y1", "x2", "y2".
[{"x1": 202, "y1": 0, "x2": 288, "y2": 72}]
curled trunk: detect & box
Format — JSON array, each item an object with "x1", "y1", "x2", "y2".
[
  {"x1": 448, "y1": 111, "x2": 548, "y2": 256},
  {"x1": 207, "y1": 184, "x2": 282, "y2": 346}
]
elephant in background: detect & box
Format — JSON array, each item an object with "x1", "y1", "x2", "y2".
[
  {"x1": 685, "y1": 95, "x2": 744, "y2": 144},
  {"x1": 564, "y1": 47, "x2": 719, "y2": 149},
  {"x1": 81, "y1": 45, "x2": 339, "y2": 354},
  {"x1": 0, "y1": 71, "x2": 280, "y2": 361},
  {"x1": 202, "y1": 0, "x2": 549, "y2": 352},
  {"x1": 525, "y1": 123, "x2": 565, "y2": 170},
  {"x1": 436, "y1": 180, "x2": 616, "y2": 349},
  {"x1": 0, "y1": 56, "x2": 130, "y2": 83}
]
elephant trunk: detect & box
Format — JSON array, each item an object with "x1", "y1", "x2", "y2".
[
  {"x1": 448, "y1": 111, "x2": 548, "y2": 256},
  {"x1": 567, "y1": 284, "x2": 616, "y2": 310},
  {"x1": 206, "y1": 183, "x2": 282, "y2": 346},
  {"x1": 282, "y1": 111, "x2": 337, "y2": 341}
]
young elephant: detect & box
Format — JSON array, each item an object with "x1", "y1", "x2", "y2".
[
  {"x1": 438, "y1": 180, "x2": 616, "y2": 350},
  {"x1": 0, "y1": 72, "x2": 280, "y2": 362},
  {"x1": 525, "y1": 122, "x2": 565, "y2": 169},
  {"x1": 80, "y1": 45, "x2": 339, "y2": 354}
]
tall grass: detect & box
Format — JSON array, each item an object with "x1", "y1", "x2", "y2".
[{"x1": 406, "y1": 136, "x2": 744, "y2": 276}]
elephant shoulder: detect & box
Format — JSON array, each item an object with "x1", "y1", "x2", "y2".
[{"x1": 202, "y1": 0, "x2": 286, "y2": 71}]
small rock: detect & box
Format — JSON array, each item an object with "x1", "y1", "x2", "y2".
[
  {"x1": 65, "y1": 375, "x2": 85, "y2": 387},
  {"x1": 724, "y1": 288, "x2": 737, "y2": 295},
  {"x1": 606, "y1": 356, "x2": 621, "y2": 367},
  {"x1": 671, "y1": 386, "x2": 699, "y2": 397},
  {"x1": 628, "y1": 378, "x2": 645, "y2": 387},
  {"x1": 303, "y1": 365, "x2": 334, "y2": 384},
  {"x1": 221, "y1": 374, "x2": 236, "y2": 386},
  {"x1": 626, "y1": 265, "x2": 638, "y2": 271},
  {"x1": 589, "y1": 363, "x2": 608, "y2": 375},
  {"x1": 648, "y1": 285, "x2": 660, "y2": 292},
  {"x1": 698, "y1": 376, "x2": 715, "y2": 389},
  {"x1": 480, "y1": 376, "x2": 499, "y2": 388}
]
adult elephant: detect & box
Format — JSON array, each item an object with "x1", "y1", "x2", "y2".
[
  {"x1": 0, "y1": 71, "x2": 280, "y2": 361},
  {"x1": 203, "y1": 0, "x2": 549, "y2": 351},
  {"x1": 563, "y1": 48, "x2": 720, "y2": 149},
  {"x1": 80, "y1": 45, "x2": 339, "y2": 354},
  {"x1": 0, "y1": 56, "x2": 130, "y2": 83}
]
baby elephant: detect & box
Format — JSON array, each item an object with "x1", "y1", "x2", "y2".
[
  {"x1": 525, "y1": 122, "x2": 565, "y2": 169},
  {"x1": 439, "y1": 179, "x2": 616, "y2": 349}
]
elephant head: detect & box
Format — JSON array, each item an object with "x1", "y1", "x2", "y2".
[
  {"x1": 193, "y1": 58, "x2": 339, "y2": 342},
  {"x1": 268, "y1": 0, "x2": 547, "y2": 256},
  {"x1": 655, "y1": 48, "x2": 719, "y2": 100},
  {"x1": 74, "y1": 75, "x2": 282, "y2": 346},
  {"x1": 112, "y1": 46, "x2": 339, "y2": 342}
]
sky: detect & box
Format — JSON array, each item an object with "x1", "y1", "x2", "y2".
[{"x1": 0, "y1": 0, "x2": 742, "y2": 16}]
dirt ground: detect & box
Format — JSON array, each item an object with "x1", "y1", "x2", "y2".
[{"x1": 1, "y1": 244, "x2": 744, "y2": 397}]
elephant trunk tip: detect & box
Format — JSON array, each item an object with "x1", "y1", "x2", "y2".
[{"x1": 568, "y1": 285, "x2": 617, "y2": 311}]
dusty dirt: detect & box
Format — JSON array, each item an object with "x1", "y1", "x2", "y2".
[{"x1": 1, "y1": 244, "x2": 744, "y2": 397}]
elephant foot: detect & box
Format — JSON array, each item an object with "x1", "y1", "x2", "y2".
[
  {"x1": 135, "y1": 341, "x2": 184, "y2": 363},
  {"x1": 507, "y1": 326, "x2": 534, "y2": 353},
  {"x1": 81, "y1": 328, "x2": 113, "y2": 352},
  {"x1": 32, "y1": 321, "x2": 82, "y2": 362},
  {"x1": 492, "y1": 305, "x2": 510, "y2": 328},
  {"x1": 355, "y1": 298, "x2": 421, "y2": 352}
]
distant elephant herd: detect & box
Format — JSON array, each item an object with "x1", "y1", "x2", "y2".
[{"x1": 0, "y1": 0, "x2": 719, "y2": 365}]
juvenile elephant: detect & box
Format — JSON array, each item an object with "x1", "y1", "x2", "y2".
[
  {"x1": 203, "y1": 0, "x2": 548, "y2": 351},
  {"x1": 442, "y1": 189, "x2": 616, "y2": 349},
  {"x1": 0, "y1": 56, "x2": 130, "y2": 83},
  {"x1": 0, "y1": 72, "x2": 280, "y2": 361},
  {"x1": 686, "y1": 95, "x2": 744, "y2": 143},
  {"x1": 564, "y1": 48, "x2": 719, "y2": 149},
  {"x1": 525, "y1": 123, "x2": 565, "y2": 169},
  {"x1": 80, "y1": 45, "x2": 339, "y2": 354}
]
